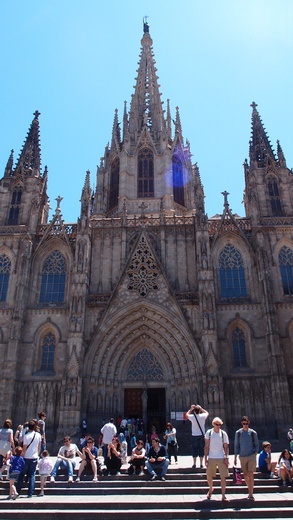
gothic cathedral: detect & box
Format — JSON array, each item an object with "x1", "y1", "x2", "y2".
[{"x1": 0, "y1": 22, "x2": 292, "y2": 445}]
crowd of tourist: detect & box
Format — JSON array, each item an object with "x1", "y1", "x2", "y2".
[{"x1": 0, "y1": 409, "x2": 292, "y2": 501}]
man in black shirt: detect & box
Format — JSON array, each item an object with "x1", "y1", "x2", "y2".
[{"x1": 145, "y1": 437, "x2": 169, "y2": 481}]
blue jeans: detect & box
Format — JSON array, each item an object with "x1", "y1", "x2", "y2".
[
  {"x1": 16, "y1": 458, "x2": 38, "y2": 497},
  {"x1": 51, "y1": 458, "x2": 76, "y2": 478},
  {"x1": 146, "y1": 459, "x2": 169, "y2": 477}
]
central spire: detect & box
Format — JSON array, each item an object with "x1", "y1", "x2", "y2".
[{"x1": 128, "y1": 20, "x2": 165, "y2": 139}]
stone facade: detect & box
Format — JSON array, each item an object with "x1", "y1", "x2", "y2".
[{"x1": 0, "y1": 24, "x2": 292, "y2": 445}]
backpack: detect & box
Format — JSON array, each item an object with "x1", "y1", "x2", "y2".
[{"x1": 208, "y1": 428, "x2": 225, "y2": 444}]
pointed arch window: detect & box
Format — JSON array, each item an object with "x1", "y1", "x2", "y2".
[
  {"x1": 172, "y1": 155, "x2": 185, "y2": 206},
  {"x1": 39, "y1": 250, "x2": 67, "y2": 304},
  {"x1": 232, "y1": 327, "x2": 247, "y2": 368},
  {"x1": 0, "y1": 254, "x2": 11, "y2": 301},
  {"x1": 138, "y1": 148, "x2": 154, "y2": 197},
  {"x1": 40, "y1": 332, "x2": 56, "y2": 372},
  {"x1": 127, "y1": 348, "x2": 164, "y2": 381},
  {"x1": 267, "y1": 176, "x2": 282, "y2": 215},
  {"x1": 279, "y1": 246, "x2": 293, "y2": 295},
  {"x1": 219, "y1": 244, "x2": 247, "y2": 299},
  {"x1": 7, "y1": 186, "x2": 22, "y2": 225},
  {"x1": 109, "y1": 157, "x2": 119, "y2": 210}
]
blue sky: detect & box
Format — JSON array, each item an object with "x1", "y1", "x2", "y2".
[{"x1": 1, "y1": 0, "x2": 293, "y2": 221}]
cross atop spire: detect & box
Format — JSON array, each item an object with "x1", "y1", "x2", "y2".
[{"x1": 143, "y1": 16, "x2": 149, "y2": 33}]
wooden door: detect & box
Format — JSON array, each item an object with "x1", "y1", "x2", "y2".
[{"x1": 124, "y1": 388, "x2": 143, "y2": 418}]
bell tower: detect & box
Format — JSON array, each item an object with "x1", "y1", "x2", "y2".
[
  {"x1": 243, "y1": 102, "x2": 293, "y2": 224},
  {"x1": 0, "y1": 111, "x2": 49, "y2": 233}
]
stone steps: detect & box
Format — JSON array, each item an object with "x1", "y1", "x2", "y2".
[{"x1": 0, "y1": 466, "x2": 292, "y2": 519}]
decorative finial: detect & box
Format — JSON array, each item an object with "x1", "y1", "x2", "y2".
[
  {"x1": 55, "y1": 195, "x2": 63, "y2": 211},
  {"x1": 221, "y1": 191, "x2": 229, "y2": 207},
  {"x1": 250, "y1": 102, "x2": 257, "y2": 111},
  {"x1": 33, "y1": 110, "x2": 41, "y2": 119},
  {"x1": 143, "y1": 16, "x2": 149, "y2": 33}
]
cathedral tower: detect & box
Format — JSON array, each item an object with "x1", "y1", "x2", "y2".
[
  {"x1": 244, "y1": 102, "x2": 293, "y2": 224},
  {"x1": 93, "y1": 20, "x2": 203, "y2": 219}
]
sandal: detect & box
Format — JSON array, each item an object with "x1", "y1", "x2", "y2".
[
  {"x1": 222, "y1": 496, "x2": 229, "y2": 502},
  {"x1": 206, "y1": 489, "x2": 213, "y2": 499}
]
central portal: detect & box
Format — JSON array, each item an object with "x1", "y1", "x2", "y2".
[{"x1": 124, "y1": 387, "x2": 166, "y2": 434}]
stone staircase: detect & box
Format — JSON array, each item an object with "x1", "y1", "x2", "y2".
[{"x1": 1, "y1": 465, "x2": 293, "y2": 519}]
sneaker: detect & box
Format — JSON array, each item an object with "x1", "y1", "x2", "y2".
[
  {"x1": 92, "y1": 477, "x2": 98, "y2": 482},
  {"x1": 282, "y1": 481, "x2": 287, "y2": 487},
  {"x1": 139, "y1": 471, "x2": 144, "y2": 476},
  {"x1": 50, "y1": 476, "x2": 55, "y2": 483},
  {"x1": 192, "y1": 464, "x2": 196, "y2": 469},
  {"x1": 6, "y1": 495, "x2": 12, "y2": 500},
  {"x1": 27, "y1": 495, "x2": 33, "y2": 498},
  {"x1": 75, "y1": 477, "x2": 80, "y2": 482},
  {"x1": 161, "y1": 476, "x2": 166, "y2": 481},
  {"x1": 38, "y1": 492, "x2": 44, "y2": 497},
  {"x1": 116, "y1": 472, "x2": 121, "y2": 475},
  {"x1": 150, "y1": 474, "x2": 157, "y2": 481},
  {"x1": 68, "y1": 477, "x2": 73, "y2": 483},
  {"x1": 13, "y1": 493, "x2": 19, "y2": 500},
  {"x1": 175, "y1": 461, "x2": 178, "y2": 464}
]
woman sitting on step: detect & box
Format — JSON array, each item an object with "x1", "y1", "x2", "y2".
[
  {"x1": 104, "y1": 437, "x2": 122, "y2": 475},
  {"x1": 278, "y1": 449, "x2": 293, "y2": 486},
  {"x1": 128, "y1": 440, "x2": 146, "y2": 476}
]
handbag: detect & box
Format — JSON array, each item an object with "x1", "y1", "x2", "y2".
[
  {"x1": 0, "y1": 440, "x2": 10, "y2": 456},
  {"x1": 233, "y1": 466, "x2": 243, "y2": 485}
]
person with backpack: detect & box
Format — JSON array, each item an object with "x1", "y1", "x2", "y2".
[
  {"x1": 204, "y1": 417, "x2": 229, "y2": 501},
  {"x1": 16, "y1": 420, "x2": 42, "y2": 498},
  {"x1": 234, "y1": 416, "x2": 259, "y2": 501}
]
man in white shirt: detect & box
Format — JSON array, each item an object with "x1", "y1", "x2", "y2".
[
  {"x1": 186, "y1": 404, "x2": 209, "y2": 468},
  {"x1": 16, "y1": 420, "x2": 42, "y2": 498},
  {"x1": 101, "y1": 418, "x2": 117, "y2": 459},
  {"x1": 204, "y1": 417, "x2": 229, "y2": 502}
]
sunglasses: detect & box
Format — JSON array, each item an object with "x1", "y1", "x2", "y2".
[
  {"x1": 87, "y1": 441, "x2": 93, "y2": 444},
  {"x1": 242, "y1": 422, "x2": 249, "y2": 425},
  {"x1": 214, "y1": 423, "x2": 222, "y2": 426}
]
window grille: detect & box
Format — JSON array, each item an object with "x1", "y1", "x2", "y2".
[
  {"x1": 40, "y1": 250, "x2": 67, "y2": 303},
  {"x1": 219, "y1": 244, "x2": 247, "y2": 299},
  {"x1": 0, "y1": 254, "x2": 11, "y2": 301},
  {"x1": 138, "y1": 148, "x2": 154, "y2": 197},
  {"x1": 279, "y1": 246, "x2": 293, "y2": 295}
]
